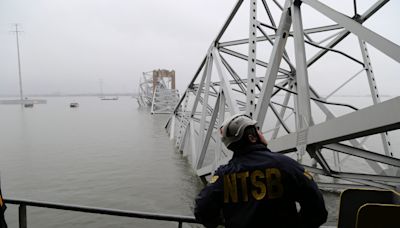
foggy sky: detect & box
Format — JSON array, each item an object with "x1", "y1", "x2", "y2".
[{"x1": 0, "y1": 0, "x2": 399, "y2": 96}]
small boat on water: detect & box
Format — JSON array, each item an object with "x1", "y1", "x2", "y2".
[
  {"x1": 101, "y1": 97, "x2": 119, "y2": 101},
  {"x1": 24, "y1": 103, "x2": 34, "y2": 108},
  {"x1": 70, "y1": 102, "x2": 79, "y2": 108}
]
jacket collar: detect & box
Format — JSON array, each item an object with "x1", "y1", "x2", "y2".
[{"x1": 232, "y1": 143, "x2": 268, "y2": 157}]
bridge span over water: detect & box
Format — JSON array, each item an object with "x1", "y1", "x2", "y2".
[{"x1": 166, "y1": 0, "x2": 400, "y2": 191}]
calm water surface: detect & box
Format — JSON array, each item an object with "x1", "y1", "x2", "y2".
[
  {"x1": 0, "y1": 97, "x2": 203, "y2": 227},
  {"x1": 1, "y1": 96, "x2": 389, "y2": 227}
]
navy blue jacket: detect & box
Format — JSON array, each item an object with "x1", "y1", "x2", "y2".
[{"x1": 194, "y1": 144, "x2": 327, "y2": 228}]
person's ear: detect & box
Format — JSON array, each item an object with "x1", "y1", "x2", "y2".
[
  {"x1": 257, "y1": 129, "x2": 268, "y2": 145},
  {"x1": 247, "y1": 134, "x2": 257, "y2": 143}
]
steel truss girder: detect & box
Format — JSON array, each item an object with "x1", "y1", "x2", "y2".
[
  {"x1": 166, "y1": 0, "x2": 400, "y2": 190},
  {"x1": 304, "y1": 166, "x2": 398, "y2": 190},
  {"x1": 323, "y1": 143, "x2": 400, "y2": 168},
  {"x1": 269, "y1": 97, "x2": 400, "y2": 152}
]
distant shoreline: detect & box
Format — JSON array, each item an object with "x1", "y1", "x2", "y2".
[{"x1": 0, "y1": 93, "x2": 138, "y2": 98}]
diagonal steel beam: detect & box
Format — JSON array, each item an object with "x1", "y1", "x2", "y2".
[
  {"x1": 173, "y1": 56, "x2": 207, "y2": 114},
  {"x1": 196, "y1": 93, "x2": 221, "y2": 169},
  {"x1": 214, "y1": 0, "x2": 245, "y2": 44},
  {"x1": 190, "y1": 55, "x2": 212, "y2": 117},
  {"x1": 261, "y1": 0, "x2": 276, "y2": 27},
  {"x1": 220, "y1": 55, "x2": 247, "y2": 93},
  {"x1": 212, "y1": 48, "x2": 240, "y2": 115},
  {"x1": 302, "y1": 0, "x2": 400, "y2": 63}
]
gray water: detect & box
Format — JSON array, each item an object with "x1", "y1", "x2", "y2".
[
  {"x1": 0, "y1": 96, "x2": 203, "y2": 227},
  {"x1": 2, "y1": 96, "x2": 394, "y2": 227}
]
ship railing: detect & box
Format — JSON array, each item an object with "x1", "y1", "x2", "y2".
[{"x1": 4, "y1": 198, "x2": 200, "y2": 228}]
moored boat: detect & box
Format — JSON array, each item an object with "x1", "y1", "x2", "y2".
[{"x1": 70, "y1": 102, "x2": 79, "y2": 108}]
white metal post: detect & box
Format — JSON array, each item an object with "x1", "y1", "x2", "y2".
[
  {"x1": 246, "y1": 0, "x2": 258, "y2": 117},
  {"x1": 291, "y1": 1, "x2": 313, "y2": 161}
]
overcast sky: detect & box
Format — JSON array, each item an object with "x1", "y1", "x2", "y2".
[{"x1": 0, "y1": 0, "x2": 399, "y2": 96}]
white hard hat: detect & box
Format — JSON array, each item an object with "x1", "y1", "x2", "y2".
[{"x1": 220, "y1": 114, "x2": 257, "y2": 148}]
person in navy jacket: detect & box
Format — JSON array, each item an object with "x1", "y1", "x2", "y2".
[{"x1": 194, "y1": 114, "x2": 327, "y2": 228}]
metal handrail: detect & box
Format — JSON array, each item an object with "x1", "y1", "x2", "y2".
[{"x1": 4, "y1": 198, "x2": 200, "y2": 228}]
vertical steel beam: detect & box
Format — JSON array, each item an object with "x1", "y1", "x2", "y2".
[
  {"x1": 291, "y1": 1, "x2": 314, "y2": 162},
  {"x1": 189, "y1": 120, "x2": 197, "y2": 168},
  {"x1": 255, "y1": 0, "x2": 292, "y2": 126},
  {"x1": 358, "y1": 39, "x2": 394, "y2": 158},
  {"x1": 246, "y1": 0, "x2": 258, "y2": 118},
  {"x1": 291, "y1": 1, "x2": 312, "y2": 131}
]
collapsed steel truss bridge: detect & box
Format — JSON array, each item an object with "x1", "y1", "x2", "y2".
[
  {"x1": 166, "y1": 0, "x2": 400, "y2": 190},
  {"x1": 137, "y1": 69, "x2": 179, "y2": 114}
]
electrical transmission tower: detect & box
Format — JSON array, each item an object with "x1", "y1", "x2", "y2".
[{"x1": 12, "y1": 24, "x2": 24, "y2": 102}]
